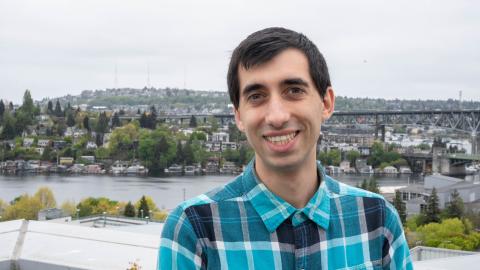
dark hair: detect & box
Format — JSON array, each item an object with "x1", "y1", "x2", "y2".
[{"x1": 227, "y1": 27, "x2": 331, "y2": 109}]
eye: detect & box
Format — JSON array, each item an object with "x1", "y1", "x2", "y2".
[
  {"x1": 286, "y1": 87, "x2": 305, "y2": 97},
  {"x1": 247, "y1": 93, "x2": 265, "y2": 103}
]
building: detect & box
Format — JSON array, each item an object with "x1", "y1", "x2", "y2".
[
  {"x1": 398, "y1": 174, "x2": 480, "y2": 216},
  {"x1": 0, "y1": 219, "x2": 160, "y2": 269},
  {"x1": 22, "y1": 138, "x2": 34, "y2": 147},
  {"x1": 37, "y1": 139, "x2": 51, "y2": 148}
]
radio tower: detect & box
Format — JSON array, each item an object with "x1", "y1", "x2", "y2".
[
  {"x1": 147, "y1": 62, "x2": 151, "y2": 88},
  {"x1": 459, "y1": 90, "x2": 462, "y2": 110},
  {"x1": 114, "y1": 61, "x2": 118, "y2": 89}
]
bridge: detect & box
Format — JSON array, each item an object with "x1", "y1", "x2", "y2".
[{"x1": 119, "y1": 109, "x2": 480, "y2": 154}]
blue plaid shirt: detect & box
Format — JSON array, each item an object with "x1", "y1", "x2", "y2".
[{"x1": 159, "y1": 160, "x2": 413, "y2": 269}]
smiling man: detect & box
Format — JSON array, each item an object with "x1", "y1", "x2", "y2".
[{"x1": 159, "y1": 27, "x2": 412, "y2": 270}]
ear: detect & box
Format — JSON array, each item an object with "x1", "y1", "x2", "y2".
[
  {"x1": 321, "y1": 87, "x2": 335, "y2": 120},
  {"x1": 234, "y1": 107, "x2": 245, "y2": 132}
]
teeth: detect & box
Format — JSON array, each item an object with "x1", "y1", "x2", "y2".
[{"x1": 265, "y1": 132, "x2": 297, "y2": 145}]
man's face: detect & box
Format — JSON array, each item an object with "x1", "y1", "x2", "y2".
[{"x1": 234, "y1": 48, "x2": 334, "y2": 174}]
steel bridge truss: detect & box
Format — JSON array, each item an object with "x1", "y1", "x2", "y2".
[{"x1": 326, "y1": 110, "x2": 480, "y2": 134}]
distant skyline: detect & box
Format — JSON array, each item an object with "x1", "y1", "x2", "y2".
[{"x1": 1, "y1": 0, "x2": 479, "y2": 104}]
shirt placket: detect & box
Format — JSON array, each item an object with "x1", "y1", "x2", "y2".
[{"x1": 293, "y1": 213, "x2": 308, "y2": 270}]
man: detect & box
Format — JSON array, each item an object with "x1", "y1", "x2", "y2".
[{"x1": 159, "y1": 27, "x2": 412, "y2": 269}]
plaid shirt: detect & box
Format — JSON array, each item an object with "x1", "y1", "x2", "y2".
[{"x1": 159, "y1": 160, "x2": 413, "y2": 269}]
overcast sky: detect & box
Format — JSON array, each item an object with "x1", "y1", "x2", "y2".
[{"x1": 1, "y1": 0, "x2": 479, "y2": 104}]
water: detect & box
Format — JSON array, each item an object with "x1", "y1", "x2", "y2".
[{"x1": 0, "y1": 173, "x2": 426, "y2": 210}]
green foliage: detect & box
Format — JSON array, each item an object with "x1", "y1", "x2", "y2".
[
  {"x1": 138, "y1": 127, "x2": 176, "y2": 175},
  {"x1": 108, "y1": 123, "x2": 139, "y2": 160},
  {"x1": 94, "y1": 147, "x2": 110, "y2": 160},
  {"x1": 417, "y1": 218, "x2": 480, "y2": 251},
  {"x1": 137, "y1": 196, "x2": 150, "y2": 218},
  {"x1": 357, "y1": 178, "x2": 380, "y2": 194},
  {"x1": 367, "y1": 141, "x2": 402, "y2": 168},
  {"x1": 76, "y1": 197, "x2": 118, "y2": 217},
  {"x1": 445, "y1": 189, "x2": 464, "y2": 219},
  {"x1": 425, "y1": 187, "x2": 441, "y2": 224},
  {"x1": 345, "y1": 150, "x2": 360, "y2": 167},
  {"x1": 111, "y1": 113, "x2": 121, "y2": 128},
  {"x1": 83, "y1": 116, "x2": 90, "y2": 131},
  {"x1": 189, "y1": 115, "x2": 197, "y2": 128},
  {"x1": 34, "y1": 186, "x2": 57, "y2": 209},
  {"x1": 393, "y1": 190, "x2": 406, "y2": 224},
  {"x1": 66, "y1": 111, "x2": 76, "y2": 127},
  {"x1": 2, "y1": 194, "x2": 42, "y2": 220},
  {"x1": 54, "y1": 100, "x2": 63, "y2": 117},
  {"x1": 318, "y1": 149, "x2": 341, "y2": 166},
  {"x1": 95, "y1": 112, "x2": 109, "y2": 133},
  {"x1": 1, "y1": 112, "x2": 16, "y2": 140},
  {"x1": 124, "y1": 201, "x2": 135, "y2": 217},
  {"x1": 190, "y1": 131, "x2": 206, "y2": 141}
]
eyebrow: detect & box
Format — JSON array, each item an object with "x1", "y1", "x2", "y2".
[
  {"x1": 241, "y1": 77, "x2": 310, "y2": 97},
  {"x1": 242, "y1": 83, "x2": 264, "y2": 98},
  {"x1": 282, "y1": 78, "x2": 309, "y2": 87}
]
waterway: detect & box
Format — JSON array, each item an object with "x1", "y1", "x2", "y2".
[{"x1": 0, "y1": 173, "x2": 434, "y2": 210}]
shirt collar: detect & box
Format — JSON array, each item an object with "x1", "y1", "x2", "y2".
[{"x1": 242, "y1": 159, "x2": 331, "y2": 233}]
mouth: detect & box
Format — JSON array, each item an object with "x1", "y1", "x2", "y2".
[{"x1": 263, "y1": 131, "x2": 299, "y2": 145}]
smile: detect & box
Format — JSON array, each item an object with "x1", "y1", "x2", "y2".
[{"x1": 264, "y1": 131, "x2": 299, "y2": 145}]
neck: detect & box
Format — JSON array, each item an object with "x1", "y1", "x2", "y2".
[{"x1": 255, "y1": 156, "x2": 319, "y2": 209}]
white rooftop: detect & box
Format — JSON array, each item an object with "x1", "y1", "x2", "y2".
[{"x1": 0, "y1": 219, "x2": 159, "y2": 270}]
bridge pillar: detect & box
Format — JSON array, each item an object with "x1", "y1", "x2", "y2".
[
  {"x1": 472, "y1": 133, "x2": 480, "y2": 155},
  {"x1": 374, "y1": 125, "x2": 385, "y2": 142}
]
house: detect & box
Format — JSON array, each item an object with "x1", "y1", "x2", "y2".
[
  {"x1": 340, "y1": 161, "x2": 355, "y2": 173},
  {"x1": 23, "y1": 138, "x2": 34, "y2": 147},
  {"x1": 398, "y1": 174, "x2": 480, "y2": 216},
  {"x1": 210, "y1": 132, "x2": 229, "y2": 142},
  {"x1": 59, "y1": 157, "x2": 74, "y2": 166},
  {"x1": 86, "y1": 141, "x2": 98, "y2": 150},
  {"x1": 221, "y1": 142, "x2": 237, "y2": 151},
  {"x1": 37, "y1": 139, "x2": 51, "y2": 148},
  {"x1": 53, "y1": 140, "x2": 67, "y2": 149},
  {"x1": 383, "y1": 166, "x2": 398, "y2": 174}
]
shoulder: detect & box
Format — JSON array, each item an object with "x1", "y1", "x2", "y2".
[
  {"x1": 162, "y1": 174, "x2": 246, "y2": 233},
  {"x1": 324, "y1": 175, "x2": 398, "y2": 225}
]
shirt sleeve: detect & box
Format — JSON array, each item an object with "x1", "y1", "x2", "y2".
[
  {"x1": 382, "y1": 202, "x2": 413, "y2": 270},
  {"x1": 158, "y1": 206, "x2": 204, "y2": 270}
]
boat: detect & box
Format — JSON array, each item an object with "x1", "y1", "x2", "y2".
[
  {"x1": 126, "y1": 164, "x2": 148, "y2": 175},
  {"x1": 184, "y1": 165, "x2": 195, "y2": 176}
]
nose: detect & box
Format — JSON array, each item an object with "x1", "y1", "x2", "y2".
[{"x1": 265, "y1": 95, "x2": 290, "y2": 128}]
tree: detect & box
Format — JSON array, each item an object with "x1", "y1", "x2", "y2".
[
  {"x1": 417, "y1": 218, "x2": 480, "y2": 251},
  {"x1": 138, "y1": 128, "x2": 176, "y2": 175},
  {"x1": 346, "y1": 150, "x2": 360, "y2": 168},
  {"x1": 124, "y1": 201, "x2": 135, "y2": 217},
  {"x1": 189, "y1": 115, "x2": 197, "y2": 128},
  {"x1": 393, "y1": 190, "x2": 406, "y2": 224},
  {"x1": 139, "y1": 112, "x2": 148, "y2": 128},
  {"x1": 21, "y1": 90, "x2": 35, "y2": 117},
  {"x1": 445, "y1": 189, "x2": 464, "y2": 219},
  {"x1": 108, "y1": 123, "x2": 139, "y2": 160},
  {"x1": 95, "y1": 111, "x2": 109, "y2": 133},
  {"x1": 54, "y1": 99, "x2": 63, "y2": 117},
  {"x1": 34, "y1": 186, "x2": 57, "y2": 209},
  {"x1": 135, "y1": 195, "x2": 158, "y2": 212},
  {"x1": 175, "y1": 141, "x2": 184, "y2": 163},
  {"x1": 367, "y1": 178, "x2": 380, "y2": 194},
  {"x1": 2, "y1": 194, "x2": 42, "y2": 220},
  {"x1": 111, "y1": 112, "x2": 121, "y2": 128},
  {"x1": 0, "y1": 112, "x2": 16, "y2": 140},
  {"x1": 66, "y1": 111, "x2": 75, "y2": 127},
  {"x1": 0, "y1": 100, "x2": 5, "y2": 119},
  {"x1": 61, "y1": 200, "x2": 77, "y2": 217},
  {"x1": 47, "y1": 100, "x2": 53, "y2": 115},
  {"x1": 137, "y1": 196, "x2": 150, "y2": 218},
  {"x1": 83, "y1": 116, "x2": 90, "y2": 131},
  {"x1": 425, "y1": 187, "x2": 441, "y2": 224}
]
